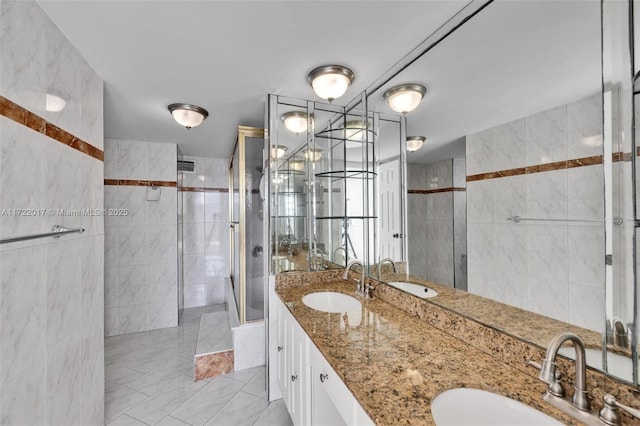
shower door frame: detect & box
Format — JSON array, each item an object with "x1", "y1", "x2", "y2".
[{"x1": 229, "y1": 126, "x2": 266, "y2": 325}]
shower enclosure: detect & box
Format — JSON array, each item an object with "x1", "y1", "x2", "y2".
[{"x1": 229, "y1": 126, "x2": 267, "y2": 324}]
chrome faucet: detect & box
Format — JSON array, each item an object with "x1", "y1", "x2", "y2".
[
  {"x1": 344, "y1": 260, "x2": 366, "y2": 296},
  {"x1": 310, "y1": 248, "x2": 325, "y2": 270},
  {"x1": 377, "y1": 257, "x2": 397, "y2": 279},
  {"x1": 538, "y1": 332, "x2": 590, "y2": 411}
]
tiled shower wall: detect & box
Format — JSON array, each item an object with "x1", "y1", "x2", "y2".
[
  {"x1": 0, "y1": 1, "x2": 104, "y2": 423},
  {"x1": 466, "y1": 93, "x2": 605, "y2": 332},
  {"x1": 407, "y1": 159, "x2": 466, "y2": 288},
  {"x1": 104, "y1": 139, "x2": 178, "y2": 336},
  {"x1": 181, "y1": 155, "x2": 229, "y2": 308}
]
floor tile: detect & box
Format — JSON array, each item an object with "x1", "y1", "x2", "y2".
[
  {"x1": 108, "y1": 413, "x2": 148, "y2": 426},
  {"x1": 204, "y1": 392, "x2": 268, "y2": 426},
  {"x1": 105, "y1": 387, "x2": 149, "y2": 423},
  {"x1": 156, "y1": 415, "x2": 191, "y2": 426},
  {"x1": 253, "y1": 400, "x2": 293, "y2": 426},
  {"x1": 170, "y1": 376, "x2": 244, "y2": 426}
]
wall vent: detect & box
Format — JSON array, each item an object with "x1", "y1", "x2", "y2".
[{"x1": 177, "y1": 160, "x2": 195, "y2": 173}]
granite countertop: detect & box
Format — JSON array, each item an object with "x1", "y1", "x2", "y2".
[
  {"x1": 378, "y1": 272, "x2": 603, "y2": 351},
  {"x1": 276, "y1": 279, "x2": 578, "y2": 425}
]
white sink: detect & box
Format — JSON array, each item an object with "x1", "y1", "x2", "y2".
[
  {"x1": 387, "y1": 281, "x2": 438, "y2": 299},
  {"x1": 558, "y1": 347, "x2": 634, "y2": 382},
  {"x1": 431, "y1": 388, "x2": 563, "y2": 425},
  {"x1": 302, "y1": 292, "x2": 361, "y2": 313}
]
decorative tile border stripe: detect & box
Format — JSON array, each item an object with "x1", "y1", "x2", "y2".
[
  {"x1": 467, "y1": 155, "x2": 604, "y2": 182},
  {"x1": 408, "y1": 187, "x2": 466, "y2": 194},
  {"x1": 104, "y1": 179, "x2": 177, "y2": 187},
  {"x1": 466, "y1": 152, "x2": 640, "y2": 182},
  {"x1": 0, "y1": 95, "x2": 104, "y2": 161},
  {"x1": 180, "y1": 187, "x2": 228, "y2": 193}
]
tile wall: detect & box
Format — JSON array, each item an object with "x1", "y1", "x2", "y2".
[
  {"x1": 181, "y1": 155, "x2": 230, "y2": 308},
  {"x1": 466, "y1": 93, "x2": 605, "y2": 331},
  {"x1": 0, "y1": 0, "x2": 104, "y2": 423},
  {"x1": 104, "y1": 139, "x2": 178, "y2": 336},
  {"x1": 407, "y1": 159, "x2": 466, "y2": 288}
]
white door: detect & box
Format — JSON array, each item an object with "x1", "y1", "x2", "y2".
[{"x1": 379, "y1": 159, "x2": 402, "y2": 259}]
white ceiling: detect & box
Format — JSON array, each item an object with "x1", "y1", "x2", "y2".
[{"x1": 37, "y1": 0, "x2": 468, "y2": 159}]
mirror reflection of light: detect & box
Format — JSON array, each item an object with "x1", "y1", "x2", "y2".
[
  {"x1": 582, "y1": 134, "x2": 603, "y2": 147},
  {"x1": 45, "y1": 93, "x2": 66, "y2": 112}
]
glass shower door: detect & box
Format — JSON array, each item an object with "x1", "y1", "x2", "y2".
[{"x1": 229, "y1": 126, "x2": 266, "y2": 324}]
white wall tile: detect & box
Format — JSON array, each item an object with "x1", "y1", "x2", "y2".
[
  {"x1": 119, "y1": 304, "x2": 149, "y2": 334},
  {"x1": 46, "y1": 238, "x2": 81, "y2": 348},
  {"x1": 149, "y1": 301, "x2": 177, "y2": 330},
  {"x1": 184, "y1": 285, "x2": 206, "y2": 308},
  {"x1": 149, "y1": 262, "x2": 178, "y2": 304},
  {"x1": 567, "y1": 93, "x2": 603, "y2": 159},
  {"x1": 183, "y1": 222, "x2": 205, "y2": 255},
  {"x1": 204, "y1": 158, "x2": 231, "y2": 189},
  {"x1": 427, "y1": 160, "x2": 452, "y2": 189},
  {"x1": 493, "y1": 269, "x2": 527, "y2": 310},
  {"x1": 526, "y1": 225, "x2": 567, "y2": 282},
  {"x1": 526, "y1": 169, "x2": 567, "y2": 220},
  {"x1": 0, "y1": 0, "x2": 45, "y2": 114},
  {"x1": 118, "y1": 265, "x2": 149, "y2": 307},
  {"x1": 467, "y1": 223, "x2": 494, "y2": 266},
  {"x1": 493, "y1": 118, "x2": 525, "y2": 171},
  {"x1": 117, "y1": 186, "x2": 149, "y2": 227},
  {"x1": 0, "y1": 358, "x2": 45, "y2": 425},
  {"x1": 465, "y1": 128, "x2": 493, "y2": 175},
  {"x1": 494, "y1": 224, "x2": 526, "y2": 274},
  {"x1": 148, "y1": 224, "x2": 178, "y2": 264},
  {"x1": 204, "y1": 192, "x2": 229, "y2": 222},
  {"x1": 568, "y1": 226, "x2": 604, "y2": 288},
  {"x1": 105, "y1": 308, "x2": 119, "y2": 337},
  {"x1": 149, "y1": 187, "x2": 177, "y2": 225},
  {"x1": 104, "y1": 139, "x2": 118, "y2": 178},
  {"x1": 467, "y1": 180, "x2": 494, "y2": 223},
  {"x1": 569, "y1": 283, "x2": 605, "y2": 332},
  {"x1": 184, "y1": 192, "x2": 205, "y2": 224},
  {"x1": 45, "y1": 333, "x2": 81, "y2": 425},
  {"x1": 118, "y1": 140, "x2": 149, "y2": 180},
  {"x1": 567, "y1": 165, "x2": 604, "y2": 221},
  {"x1": 493, "y1": 175, "x2": 526, "y2": 224},
  {"x1": 0, "y1": 120, "x2": 47, "y2": 243},
  {"x1": 525, "y1": 105, "x2": 566, "y2": 165},
  {"x1": 527, "y1": 277, "x2": 569, "y2": 323},
  {"x1": 149, "y1": 142, "x2": 177, "y2": 181},
  {"x1": 105, "y1": 266, "x2": 119, "y2": 308},
  {"x1": 118, "y1": 225, "x2": 149, "y2": 266},
  {"x1": 184, "y1": 254, "x2": 206, "y2": 286},
  {"x1": 0, "y1": 245, "x2": 46, "y2": 385}
]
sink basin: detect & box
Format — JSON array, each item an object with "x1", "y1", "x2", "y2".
[
  {"x1": 558, "y1": 347, "x2": 634, "y2": 382},
  {"x1": 387, "y1": 281, "x2": 438, "y2": 299},
  {"x1": 302, "y1": 291, "x2": 361, "y2": 313},
  {"x1": 431, "y1": 388, "x2": 563, "y2": 425}
]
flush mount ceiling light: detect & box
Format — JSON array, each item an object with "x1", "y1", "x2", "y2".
[
  {"x1": 383, "y1": 84, "x2": 426, "y2": 114},
  {"x1": 168, "y1": 103, "x2": 209, "y2": 129},
  {"x1": 342, "y1": 119, "x2": 371, "y2": 142},
  {"x1": 289, "y1": 159, "x2": 305, "y2": 171},
  {"x1": 303, "y1": 148, "x2": 324, "y2": 162},
  {"x1": 307, "y1": 65, "x2": 355, "y2": 102},
  {"x1": 281, "y1": 111, "x2": 309, "y2": 134},
  {"x1": 406, "y1": 136, "x2": 426, "y2": 152},
  {"x1": 271, "y1": 145, "x2": 288, "y2": 159}
]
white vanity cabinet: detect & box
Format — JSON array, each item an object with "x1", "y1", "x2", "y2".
[{"x1": 275, "y1": 298, "x2": 374, "y2": 426}]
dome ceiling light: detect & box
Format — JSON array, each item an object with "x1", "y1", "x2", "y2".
[
  {"x1": 168, "y1": 103, "x2": 209, "y2": 129},
  {"x1": 307, "y1": 65, "x2": 355, "y2": 102},
  {"x1": 281, "y1": 111, "x2": 310, "y2": 134},
  {"x1": 383, "y1": 84, "x2": 426, "y2": 114},
  {"x1": 406, "y1": 136, "x2": 426, "y2": 152},
  {"x1": 271, "y1": 145, "x2": 288, "y2": 159},
  {"x1": 303, "y1": 148, "x2": 323, "y2": 162}
]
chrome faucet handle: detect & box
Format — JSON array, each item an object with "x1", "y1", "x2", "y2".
[
  {"x1": 527, "y1": 360, "x2": 565, "y2": 397},
  {"x1": 600, "y1": 394, "x2": 640, "y2": 425}
]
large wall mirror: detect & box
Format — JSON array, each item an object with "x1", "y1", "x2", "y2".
[{"x1": 365, "y1": 0, "x2": 639, "y2": 385}]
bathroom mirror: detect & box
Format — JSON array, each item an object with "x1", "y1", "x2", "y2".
[{"x1": 364, "y1": 0, "x2": 638, "y2": 384}]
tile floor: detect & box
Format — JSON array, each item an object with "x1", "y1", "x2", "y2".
[{"x1": 105, "y1": 305, "x2": 292, "y2": 426}]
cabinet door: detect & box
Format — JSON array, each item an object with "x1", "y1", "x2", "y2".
[
  {"x1": 290, "y1": 322, "x2": 310, "y2": 426},
  {"x1": 310, "y1": 344, "x2": 374, "y2": 426},
  {"x1": 276, "y1": 301, "x2": 289, "y2": 401}
]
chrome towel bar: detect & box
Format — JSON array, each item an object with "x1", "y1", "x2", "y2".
[
  {"x1": 0, "y1": 225, "x2": 85, "y2": 244},
  {"x1": 506, "y1": 215, "x2": 620, "y2": 224}
]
